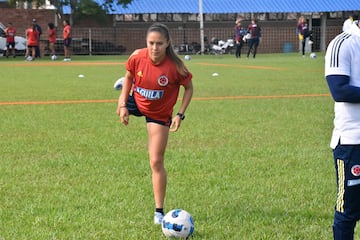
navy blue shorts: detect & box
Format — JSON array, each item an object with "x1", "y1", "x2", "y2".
[
  {"x1": 6, "y1": 42, "x2": 15, "y2": 49},
  {"x1": 126, "y1": 95, "x2": 171, "y2": 127},
  {"x1": 333, "y1": 144, "x2": 360, "y2": 239},
  {"x1": 64, "y1": 38, "x2": 72, "y2": 47}
]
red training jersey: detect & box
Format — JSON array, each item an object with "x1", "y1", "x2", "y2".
[
  {"x1": 63, "y1": 25, "x2": 71, "y2": 39},
  {"x1": 5, "y1": 27, "x2": 16, "y2": 43},
  {"x1": 26, "y1": 27, "x2": 39, "y2": 46},
  {"x1": 48, "y1": 28, "x2": 56, "y2": 43},
  {"x1": 126, "y1": 48, "x2": 192, "y2": 122},
  {"x1": 297, "y1": 22, "x2": 308, "y2": 36},
  {"x1": 247, "y1": 23, "x2": 260, "y2": 39}
]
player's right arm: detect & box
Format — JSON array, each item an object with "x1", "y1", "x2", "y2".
[
  {"x1": 325, "y1": 32, "x2": 360, "y2": 103},
  {"x1": 117, "y1": 70, "x2": 133, "y2": 125},
  {"x1": 326, "y1": 75, "x2": 360, "y2": 103}
]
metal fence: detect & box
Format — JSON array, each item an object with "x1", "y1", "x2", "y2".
[
  {"x1": 42, "y1": 24, "x2": 342, "y2": 56},
  {"x1": 43, "y1": 28, "x2": 127, "y2": 56}
]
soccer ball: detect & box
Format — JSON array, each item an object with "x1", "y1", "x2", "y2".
[
  {"x1": 162, "y1": 209, "x2": 194, "y2": 239},
  {"x1": 184, "y1": 55, "x2": 191, "y2": 61},
  {"x1": 113, "y1": 77, "x2": 125, "y2": 90},
  {"x1": 310, "y1": 52, "x2": 317, "y2": 58},
  {"x1": 51, "y1": 55, "x2": 57, "y2": 61}
]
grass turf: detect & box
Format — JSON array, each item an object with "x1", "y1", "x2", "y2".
[{"x1": 0, "y1": 52, "x2": 342, "y2": 239}]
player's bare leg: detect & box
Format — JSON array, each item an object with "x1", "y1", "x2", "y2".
[
  {"x1": 147, "y1": 122, "x2": 169, "y2": 222},
  {"x1": 31, "y1": 47, "x2": 36, "y2": 60}
]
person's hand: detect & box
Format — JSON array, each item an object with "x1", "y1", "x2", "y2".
[
  {"x1": 170, "y1": 115, "x2": 182, "y2": 132},
  {"x1": 117, "y1": 106, "x2": 129, "y2": 125}
]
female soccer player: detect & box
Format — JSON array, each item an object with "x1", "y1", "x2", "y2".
[
  {"x1": 47, "y1": 22, "x2": 56, "y2": 59},
  {"x1": 116, "y1": 23, "x2": 194, "y2": 224},
  {"x1": 297, "y1": 16, "x2": 313, "y2": 57},
  {"x1": 62, "y1": 20, "x2": 72, "y2": 61},
  {"x1": 25, "y1": 22, "x2": 39, "y2": 61}
]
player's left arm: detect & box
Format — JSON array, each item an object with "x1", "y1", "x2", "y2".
[
  {"x1": 170, "y1": 80, "x2": 193, "y2": 132},
  {"x1": 178, "y1": 80, "x2": 193, "y2": 115},
  {"x1": 326, "y1": 75, "x2": 360, "y2": 103}
]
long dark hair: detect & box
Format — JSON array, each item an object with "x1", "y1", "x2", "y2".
[{"x1": 147, "y1": 23, "x2": 188, "y2": 77}]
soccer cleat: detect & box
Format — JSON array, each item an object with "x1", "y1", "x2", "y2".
[{"x1": 154, "y1": 212, "x2": 164, "y2": 225}]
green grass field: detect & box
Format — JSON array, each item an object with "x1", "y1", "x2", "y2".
[{"x1": 0, "y1": 52, "x2": 350, "y2": 239}]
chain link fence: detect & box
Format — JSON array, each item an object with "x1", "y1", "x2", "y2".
[
  {"x1": 43, "y1": 28, "x2": 127, "y2": 56},
  {"x1": 41, "y1": 24, "x2": 342, "y2": 56}
]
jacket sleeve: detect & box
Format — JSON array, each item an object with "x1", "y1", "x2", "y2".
[{"x1": 326, "y1": 75, "x2": 360, "y2": 103}]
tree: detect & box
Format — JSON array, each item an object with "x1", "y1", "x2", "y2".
[
  {"x1": 7, "y1": 0, "x2": 134, "y2": 24},
  {"x1": 103, "y1": 0, "x2": 132, "y2": 12}
]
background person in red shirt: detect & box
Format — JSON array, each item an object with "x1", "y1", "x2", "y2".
[
  {"x1": 32, "y1": 19, "x2": 42, "y2": 58},
  {"x1": 25, "y1": 23, "x2": 39, "y2": 61},
  {"x1": 234, "y1": 19, "x2": 246, "y2": 58},
  {"x1": 62, "y1": 20, "x2": 72, "y2": 61},
  {"x1": 116, "y1": 23, "x2": 193, "y2": 224},
  {"x1": 297, "y1": 16, "x2": 313, "y2": 57},
  {"x1": 5, "y1": 22, "x2": 16, "y2": 58},
  {"x1": 246, "y1": 19, "x2": 262, "y2": 59},
  {"x1": 47, "y1": 22, "x2": 56, "y2": 59}
]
